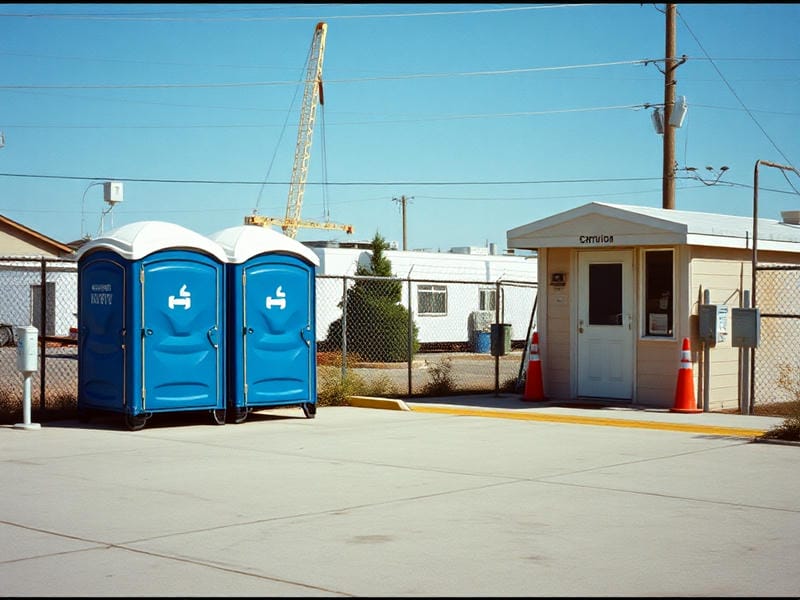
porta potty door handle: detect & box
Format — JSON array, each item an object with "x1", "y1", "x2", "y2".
[{"x1": 207, "y1": 326, "x2": 219, "y2": 349}]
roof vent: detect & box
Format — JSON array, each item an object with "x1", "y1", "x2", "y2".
[{"x1": 781, "y1": 210, "x2": 800, "y2": 225}]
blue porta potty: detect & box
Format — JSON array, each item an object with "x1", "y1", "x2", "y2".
[
  {"x1": 208, "y1": 225, "x2": 319, "y2": 424},
  {"x1": 76, "y1": 221, "x2": 228, "y2": 430}
]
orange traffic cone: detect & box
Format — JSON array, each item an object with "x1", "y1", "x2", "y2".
[
  {"x1": 523, "y1": 331, "x2": 545, "y2": 401},
  {"x1": 670, "y1": 337, "x2": 702, "y2": 413}
]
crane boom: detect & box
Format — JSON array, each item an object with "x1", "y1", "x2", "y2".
[{"x1": 245, "y1": 21, "x2": 353, "y2": 238}]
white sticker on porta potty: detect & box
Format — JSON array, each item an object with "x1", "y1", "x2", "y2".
[
  {"x1": 266, "y1": 286, "x2": 286, "y2": 310},
  {"x1": 168, "y1": 284, "x2": 192, "y2": 310}
]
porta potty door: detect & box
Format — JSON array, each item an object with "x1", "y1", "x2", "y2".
[
  {"x1": 141, "y1": 253, "x2": 224, "y2": 411},
  {"x1": 242, "y1": 255, "x2": 314, "y2": 407},
  {"x1": 78, "y1": 255, "x2": 126, "y2": 412}
]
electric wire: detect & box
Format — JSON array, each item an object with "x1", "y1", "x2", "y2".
[
  {"x1": 678, "y1": 9, "x2": 798, "y2": 194},
  {"x1": 0, "y1": 4, "x2": 600, "y2": 23}
]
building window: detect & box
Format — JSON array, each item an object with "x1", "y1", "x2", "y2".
[
  {"x1": 479, "y1": 288, "x2": 496, "y2": 311},
  {"x1": 418, "y1": 284, "x2": 447, "y2": 316},
  {"x1": 644, "y1": 249, "x2": 673, "y2": 337}
]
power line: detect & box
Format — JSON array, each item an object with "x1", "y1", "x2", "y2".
[
  {"x1": 3, "y1": 171, "x2": 795, "y2": 196},
  {"x1": 0, "y1": 103, "x2": 661, "y2": 130},
  {"x1": 1, "y1": 101, "x2": 794, "y2": 131},
  {"x1": 0, "y1": 171, "x2": 668, "y2": 186},
  {"x1": 678, "y1": 10, "x2": 797, "y2": 176},
  {"x1": 0, "y1": 4, "x2": 601, "y2": 23},
  {"x1": 0, "y1": 59, "x2": 653, "y2": 90}
]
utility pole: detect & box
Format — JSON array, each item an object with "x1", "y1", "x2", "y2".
[
  {"x1": 393, "y1": 195, "x2": 412, "y2": 250},
  {"x1": 662, "y1": 3, "x2": 677, "y2": 209}
]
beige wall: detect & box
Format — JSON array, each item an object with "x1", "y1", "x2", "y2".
[
  {"x1": 0, "y1": 224, "x2": 64, "y2": 257},
  {"x1": 538, "y1": 243, "x2": 800, "y2": 410},
  {"x1": 542, "y1": 248, "x2": 572, "y2": 400}
]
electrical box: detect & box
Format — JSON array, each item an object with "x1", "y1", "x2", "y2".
[
  {"x1": 669, "y1": 95, "x2": 688, "y2": 128},
  {"x1": 731, "y1": 307, "x2": 760, "y2": 348},
  {"x1": 103, "y1": 181, "x2": 124, "y2": 205},
  {"x1": 16, "y1": 325, "x2": 38, "y2": 373},
  {"x1": 698, "y1": 304, "x2": 728, "y2": 346}
]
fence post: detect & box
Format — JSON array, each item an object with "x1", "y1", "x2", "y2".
[
  {"x1": 494, "y1": 279, "x2": 501, "y2": 395},
  {"x1": 341, "y1": 275, "x2": 348, "y2": 382},
  {"x1": 39, "y1": 257, "x2": 47, "y2": 411},
  {"x1": 407, "y1": 275, "x2": 413, "y2": 396}
]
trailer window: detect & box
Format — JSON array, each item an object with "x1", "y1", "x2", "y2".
[
  {"x1": 644, "y1": 249, "x2": 674, "y2": 337},
  {"x1": 418, "y1": 285, "x2": 447, "y2": 316},
  {"x1": 479, "y1": 288, "x2": 496, "y2": 311}
]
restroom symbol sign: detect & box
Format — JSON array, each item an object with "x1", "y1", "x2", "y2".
[
  {"x1": 266, "y1": 286, "x2": 286, "y2": 310},
  {"x1": 168, "y1": 284, "x2": 192, "y2": 310}
]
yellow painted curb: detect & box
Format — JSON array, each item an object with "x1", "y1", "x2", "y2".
[
  {"x1": 347, "y1": 396, "x2": 410, "y2": 411},
  {"x1": 407, "y1": 404, "x2": 768, "y2": 439}
]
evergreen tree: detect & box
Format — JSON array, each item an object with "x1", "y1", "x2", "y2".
[{"x1": 324, "y1": 232, "x2": 419, "y2": 362}]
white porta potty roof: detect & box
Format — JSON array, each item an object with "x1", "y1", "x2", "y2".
[
  {"x1": 75, "y1": 221, "x2": 228, "y2": 262},
  {"x1": 208, "y1": 225, "x2": 320, "y2": 266}
]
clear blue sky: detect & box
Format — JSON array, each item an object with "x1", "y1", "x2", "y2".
[{"x1": 1, "y1": 3, "x2": 798, "y2": 251}]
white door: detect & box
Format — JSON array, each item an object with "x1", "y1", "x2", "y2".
[{"x1": 577, "y1": 250, "x2": 634, "y2": 400}]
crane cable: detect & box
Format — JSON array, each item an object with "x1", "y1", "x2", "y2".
[
  {"x1": 252, "y1": 42, "x2": 310, "y2": 215},
  {"x1": 318, "y1": 78, "x2": 330, "y2": 222}
]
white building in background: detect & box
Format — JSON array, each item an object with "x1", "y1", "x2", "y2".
[{"x1": 306, "y1": 241, "x2": 539, "y2": 350}]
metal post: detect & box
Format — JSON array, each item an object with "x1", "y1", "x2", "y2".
[
  {"x1": 740, "y1": 290, "x2": 751, "y2": 415},
  {"x1": 39, "y1": 257, "x2": 47, "y2": 411},
  {"x1": 341, "y1": 275, "x2": 348, "y2": 381},
  {"x1": 702, "y1": 289, "x2": 710, "y2": 412},
  {"x1": 494, "y1": 279, "x2": 501, "y2": 395},
  {"x1": 407, "y1": 276, "x2": 413, "y2": 397}
]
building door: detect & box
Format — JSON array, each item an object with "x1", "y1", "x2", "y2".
[{"x1": 577, "y1": 250, "x2": 634, "y2": 400}]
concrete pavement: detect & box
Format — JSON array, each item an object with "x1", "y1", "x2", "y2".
[{"x1": 1, "y1": 399, "x2": 798, "y2": 597}]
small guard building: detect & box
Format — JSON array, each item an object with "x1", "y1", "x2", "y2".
[{"x1": 506, "y1": 202, "x2": 800, "y2": 411}]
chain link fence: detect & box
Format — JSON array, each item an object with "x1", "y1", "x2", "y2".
[
  {"x1": 0, "y1": 257, "x2": 538, "y2": 420},
  {"x1": 0, "y1": 256, "x2": 79, "y2": 418},
  {"x1": 3, "y1": 254, "x2": 796, "y2": 419},
  {"x1": 316, "y1": 274, "x2": 538, "y2": 397},
  {"x1": 753, "y1": 264, "x2": 800, "y2": 407}
]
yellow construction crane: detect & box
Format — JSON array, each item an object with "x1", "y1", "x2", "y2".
[{"x1": 245, "y1": 21, "x2": 353, "y2": 238}]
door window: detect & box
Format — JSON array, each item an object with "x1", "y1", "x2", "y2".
[{"x1": 588, "y1": 264, "x2": 622, "y2": 325}]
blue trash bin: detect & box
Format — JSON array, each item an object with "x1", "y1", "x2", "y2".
[
  {"x1": 209, "y1": 225, "x2": 320, "y2": 423},
  {"x1": 475, "y1": 331, "x2": 491, "y2": 353},
  {"x1": 76, "y1": 221, "x2": 228, "y2": 430}
]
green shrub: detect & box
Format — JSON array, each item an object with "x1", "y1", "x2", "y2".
[
  {"x1": 762, "y1": 363, "x2": 800, "y2": 441},
  {"x1": 421, "y1": 357, "x2": 456, "y2": 396},
  {"x1": 500, "y1": 375, "x2": 519, "y2": 393},
  {"x1": 317, "y1": 366, "x2": 366, "y2": 407},
  {"x1": 317, "y1": 365, "x2": 401, "y2": 407},
  {"x1": 322, "y1": 232, "x2": 420, "y2": 363}
]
